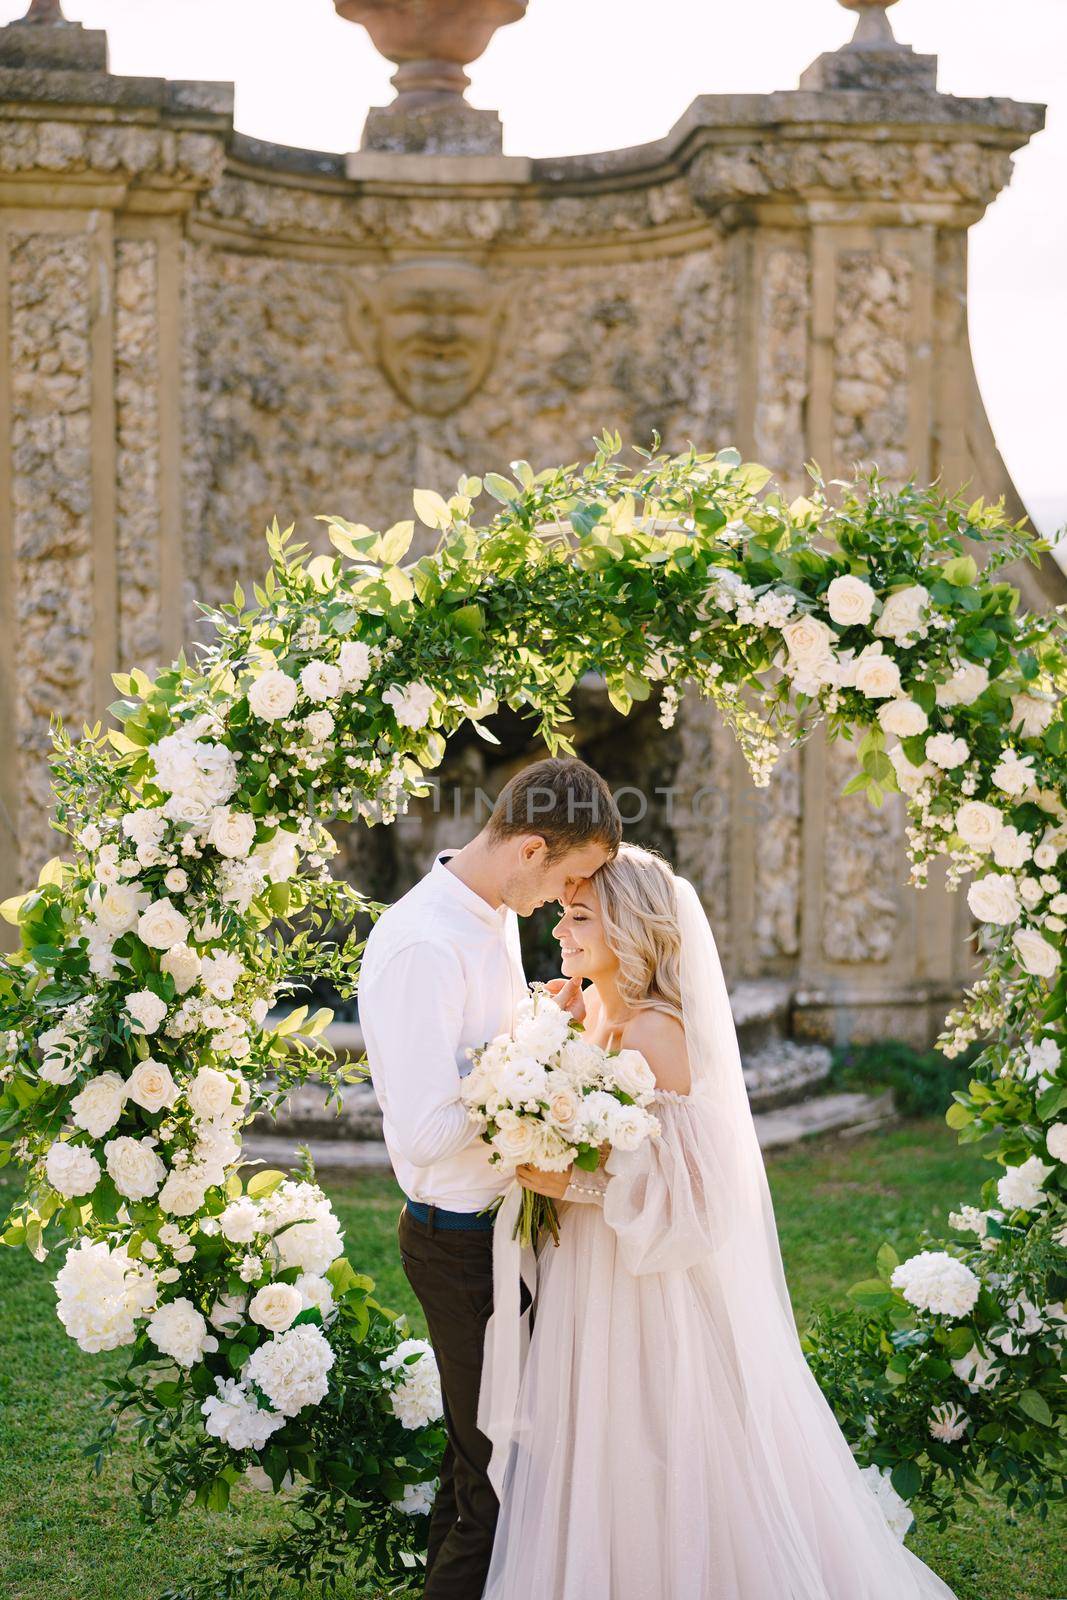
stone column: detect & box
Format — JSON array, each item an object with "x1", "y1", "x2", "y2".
[{"x1": 0, "y1": 16, "x2": 229, "y2": 907}]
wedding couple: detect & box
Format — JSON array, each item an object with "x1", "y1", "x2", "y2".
[{"x1": 358, "y1": 757, "x2": 958, "y2": 1600}]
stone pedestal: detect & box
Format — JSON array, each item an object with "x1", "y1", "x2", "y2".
[{"x1": 0, "y1": 17, "x2": 108, "y2": 71}]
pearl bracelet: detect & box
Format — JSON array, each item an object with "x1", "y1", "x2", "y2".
[{"x1": 567, "y1": 1178, "x2": 605, "y2": 1197}]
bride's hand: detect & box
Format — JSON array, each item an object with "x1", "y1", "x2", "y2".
[
  {"x1": 516, "y1": 1163, "x2": 573, "y2": 1200},
  {"x1": 545, "y1": 975, "x2": 585, "y2": 1023}
]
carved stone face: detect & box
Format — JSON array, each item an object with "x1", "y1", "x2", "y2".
[{"x1": 346, "y1": 260, "x2": 504, "y2": 416}]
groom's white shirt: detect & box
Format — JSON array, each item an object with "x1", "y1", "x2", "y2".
[{"x1": 358, "y1": 850, "x2": 527, "y2": 1212}]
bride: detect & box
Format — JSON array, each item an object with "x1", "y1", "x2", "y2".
[{"x1": 478, "y1": 843, "x2": 958, "y2": 1599}]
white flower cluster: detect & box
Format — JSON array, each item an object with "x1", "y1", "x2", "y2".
[
  {"x1": 890, "y1": 1250, "x2": 980, "y2": 1319},
  {"x1": 381, "y1": 1338, "x2": 444, "y2": 1430},
  {"x1": 460, "y1": 987, "x2": 660, "y2": 1173},
  {"x1": 217, "y1": 1178, "x2": 346, "y2": 1283},
  {"x1": 858, "y1": 1465, "x2": 914, "y2": 1541},
  {"x1": 54, "y1": 1237, "x2": 158, "y2": 1353}
]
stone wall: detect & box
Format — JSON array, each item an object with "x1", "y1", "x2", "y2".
[{"x1": 0, "y1": 22, "x2": 1059, "y2": 1041}]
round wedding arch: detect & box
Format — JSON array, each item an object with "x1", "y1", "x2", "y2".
[{"x1": 1, "y1": 436, "x2": 1063, "y2": 1595}]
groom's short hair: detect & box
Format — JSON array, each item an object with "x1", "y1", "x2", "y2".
[{"x1": 486, "y1": 758, "x2": 621, "y2": 861}]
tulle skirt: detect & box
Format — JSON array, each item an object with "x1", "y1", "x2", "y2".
[{"x1": 483, "y1": 1194, "x2": 958, "y2": 1600}]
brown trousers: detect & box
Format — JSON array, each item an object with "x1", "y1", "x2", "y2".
[{"x1": 398, "y1": 1204, "x2": 499, "y2": 1600}]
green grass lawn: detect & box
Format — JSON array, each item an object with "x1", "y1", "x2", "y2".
[{"x1": 1, "y1": 1120, "x2": 1062, "y2": 1600}]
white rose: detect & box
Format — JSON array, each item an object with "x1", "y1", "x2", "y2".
[
  {"x1": 125, "y1": 989, "x2": 168, "y2": 1035},
  {"x1": 339, "y1": 639, "x2": 371, "y2": 687},
  {"x1": 105, "y1": 1135, "x2": 166, "y2": 1201},
  {"x1": 606, "y1": 1102, "x2": 656, "y2": 1152},
  {"x1": 78, "y1": 823, "x2": 102, "y2": 851},
  {"x1": 874, "y1": 584, "x2": 929, "y2": 644},
  {"x1": 93, "y1": 883, "x2": 148, "y2": 937},
  {"x1": 126, "y1": 1058, "x2": 178, "y2": 1113},
  {"x1": 992, "y1": 826, "x2": 1032, "y2": 870},
  {"x1": 163, "y1": 793, "x2": 212, "y2": 828},
  {"x1": 71, "y1": 1071, "x2": 127, "y2": 1138},
  {"x1": 991, "y1": 751, "x2": 1036, "y2": 797},
  {"x1": 780, "y1": 614, "x2": 835, "y2": 668},
  {"x1": 926, "y1": 733, "x2": 969, "y2": 770},
  {"x1": 252, "y1": 831, "x2": 300, "y2": 883},
  {"x1": 249, "y1": 1282, "x2": 303, "y2": 1333},
  {"x1": 1045, "y1": 1123, "x2": 1067, "y2": 1163},
  {"x1": 138, "y1": 897, "x2": 191, "y2": 951},
  {"x1": 851, "y1": 645, "x2": 902, "y2": 700},
  {"x1": 546, "y1": 1085, "x2": 580, "y2": 1130},
  {"x1": 46, "y1": 1140, "x2": 101, "y2": 1198},
  {"x1": 1010, "y1": 692, "x2": 1055, "y2": 739},
  {"x1": 207, "y1": 1292, "x2": 248, "y2": 1333},
  {"x1": 200, "y1": 951, "x2": 244, "y2": 1001},
  {"x1": 300, "y1": 660, "x2": 341, "y2": 702},
  {"x1": 304, "y1": 710, "x2": 335, "y2": 745},
  {"x1": 247, "y1": 668, "x2": 298, "y2": 721},
  {"x1": 164, "y1": 868, "x2": 189, "y2": 894},
  {"x1": 966, "y1": 874, "x2": 1020, "y2": 926},
  {"x1": 825, "y1": 574, "x2": 876, "y2": 627},
  {"x1": 935, "y1": 659, "x2": 989, "y2": 708},
  {"x1": 878, "y1": 698, "x2": 928, "y2": 737},
  {"x1": 1012, "y1": 926, "x2": 1058, "y2": 978},
  {"x1": 146, "y1": 1297, "x2": 217, "y2": 1368},
  {"x1": 207, "y1": 808, "x2": 256, "y2": 859},
  {"x1": 382, "y1": 681, "x2": 435, "y2": 730},
  {"x1": 955, "y1": 802, "x2": 1003, "y2": 853},
  {"x1": 161, "y1": 943, "x2": 201, "y2": 995},
  {"x1": 608, "y1": 1047, "x2": 658, "y2": 1105},
  {"x1": 186, "y1": 1067, "x2": 238, "y2": 1121}
]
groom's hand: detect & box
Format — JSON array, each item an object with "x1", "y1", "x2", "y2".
[
  {"x1": 545, "y1": 975, "x2": 585, "y2": 1023},
  {"x1": 516, "y1": 1163, "x2": 573, "y2": 1199}
]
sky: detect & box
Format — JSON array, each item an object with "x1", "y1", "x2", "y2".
[{"x1": 3, "y1": 0, "x2": 1064, "y2": 541}]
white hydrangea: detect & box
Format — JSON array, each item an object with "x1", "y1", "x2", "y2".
[
  {"x1": 997, "y1": 1155, "x2": 1053, "y2": 1211},
  {"x1": 300, "y1": 660, "x2": 342, "y2": 702},
  {"x1": 245, "y1": 1322, "x2": 336, "y2": 1416},
  {"x1": 274, "y1": 1214, "x2": 345, "y2": 1276},
  {"x1": 891, "y1": 1251, "x2": 980, "y2": 1318},
  {"x1": 202, "y1": 1376, "x2": 285, "y2": 1451},
  {"x1": 45, "y1": 1140, "x2": 101, "y2": 1198},
  {"x1": 925, "y1": 733, "x2": 969, "y2": 770},
  {"x1": 219, "y1": 1195, "x2": 262, "y2": 1243},
  {"x1": 105, "y1": 1135, "x2": 166, "y2": 1201},
  {"x1": 200, "y1": 951, "x2": 244, "y2": 1001},
  {"x1": 934, "y1": 659, "x2": 989, "y2": 707},
  {"x1": 339, "y1": 639, "x2": 372, "y2": 687},
  {"x1": 70, "y1": 1070, "x2": 127, "y2": 1138},
  {"x1": 55, "y1": 1237, "x2": 157, "y2": 1354},
  {"x1": 149, "y1": 731, "x2": 237, "y2": 808},
  {"x1": 381, "y1": 1338, "x2": 443, "y2": 1430},
  {"x1": 146, "y1": 1296, "x2": 218, "y2": 1368},
  {"x1": 1045, "y1": 1123, "x2": 1067, "y2": 1162},
  {"x1": 125, "y1": 989, "x2": 168, "y2": 1036},
  {"x1": 295, "y1": 1273, "x2": 336, "y2": 1323}
]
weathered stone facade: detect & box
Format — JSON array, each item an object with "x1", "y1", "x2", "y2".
[{"x1": 0, "y1": 7, "x2": 1061, "y2": 1042}]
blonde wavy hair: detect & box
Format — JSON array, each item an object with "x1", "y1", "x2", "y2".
[{"x1": 591, "y1": 843, "x2": 683, "y2": 1022}]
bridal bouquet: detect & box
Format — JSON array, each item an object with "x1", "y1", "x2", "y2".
[{"x1": 460, "y1": 985, "x2": 661, "y2": 1248}]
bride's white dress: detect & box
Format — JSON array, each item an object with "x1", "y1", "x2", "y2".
[{"x1": 480, "y1": 958, "x2": 962, "y2": 1600}]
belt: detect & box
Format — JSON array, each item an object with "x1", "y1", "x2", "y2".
[{"x1": 403, "y1": 1195, "x2": 496, "y2": 1232}]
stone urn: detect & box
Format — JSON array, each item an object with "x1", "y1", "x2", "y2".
[{"x1": 335, "y1": 0, "x2": 528, "y2": 112}]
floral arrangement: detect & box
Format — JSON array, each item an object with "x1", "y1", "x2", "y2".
[
  {"x1": 0, "y1": 436, "x2": 1063, "y2": 1585},
  {"x1": 460, "y1": 985, "x2": 660, "y2": 1245}
]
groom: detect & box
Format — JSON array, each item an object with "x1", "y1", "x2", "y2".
[{"x1": 358, "y1": 757, "x2": 621, "y2": 1599}]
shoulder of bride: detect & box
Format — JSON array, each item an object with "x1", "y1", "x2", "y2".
[{"x1": 620, "y1": 1009, "x2": 690, "y2": 1095}]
